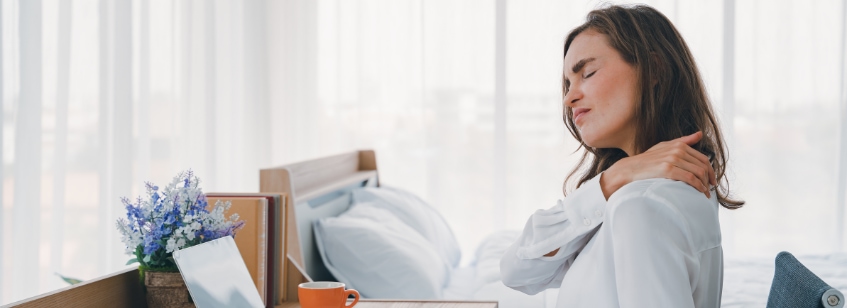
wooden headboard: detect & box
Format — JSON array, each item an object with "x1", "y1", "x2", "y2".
[{"x1": 259, "y1": 150, "x2": 379, "y2": 302}]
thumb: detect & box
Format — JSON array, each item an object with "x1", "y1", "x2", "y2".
[{"x1": 676, "y1": 131, "x2": 703, "y2": 146}]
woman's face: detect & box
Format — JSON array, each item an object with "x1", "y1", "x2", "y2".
[{"x1": 564, "y1": 29, "x2": 639, "y2": 156}]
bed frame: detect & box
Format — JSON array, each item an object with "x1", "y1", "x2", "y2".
[{"x1": 260, "y1": 150, "x2": 379, "y2": 302}]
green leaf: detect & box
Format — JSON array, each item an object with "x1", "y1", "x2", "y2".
[
  {"x1": 126, "y1": 258, "x2": 138, "y2": 265},
  {"x1": 55, "y1": 273, "x2": 84, "y2": 285},
  {"x1": 143, "y1": 254, "x2": 151, "y2": 263}
]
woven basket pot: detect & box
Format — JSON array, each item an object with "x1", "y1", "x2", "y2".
[{"x1": 144, "y1": 271, "x2": 195, "y2": 308}]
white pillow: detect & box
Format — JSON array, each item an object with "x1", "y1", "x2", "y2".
[
  {"x1": 314, "y1": 202, "x2": 451, "y2": 299},
  {"x1": 472, "y1": 230, "x2": 520, "y2": 286},
  {"x1": 351, "y1": 186, "x2": 462, "y2": 268}
]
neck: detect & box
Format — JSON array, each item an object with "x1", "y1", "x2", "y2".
[{"x1": 621, "y1": 141, "x2": 635, "y2": 157}]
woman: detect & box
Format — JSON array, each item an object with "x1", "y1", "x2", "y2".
[{"x1": 500, "y1": 4, "x2": 743, "y2": 308}]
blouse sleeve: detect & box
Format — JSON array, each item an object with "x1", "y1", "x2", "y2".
[
  {"x1": 499, "y1": 173, "x2": 607, "y2": 295},
  {"x1": 608, "y1": 185, "x2": 697, "y2": 308}
]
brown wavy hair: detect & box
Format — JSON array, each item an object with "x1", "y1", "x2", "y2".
[{"x1": 562, "y1": 4, "x2": 743, "y2": 209}]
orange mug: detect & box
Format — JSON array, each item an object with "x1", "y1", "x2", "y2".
[{"x1": 298, "y1": 281, "x2": 360, "y2": 308}]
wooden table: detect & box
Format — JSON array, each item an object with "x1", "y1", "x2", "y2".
[{"x1": 276, "y1": 299, "x2": 499, "y2": 308}]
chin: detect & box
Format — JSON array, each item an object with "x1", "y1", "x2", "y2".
[
  {"x1": 581, "y1": 140, "x2": 602, "y2": 150},
  {"x1": 578, "y1": 131, "x2": 600, "y2": 148},
  {"x1": 580, "y1": 135, "x2": 611, "y2": 151}
]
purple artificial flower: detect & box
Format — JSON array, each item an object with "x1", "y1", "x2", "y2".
[
  {"x1": 164, "y1": 211, "x2": 176, "y2": 225},
  {"x1": 228, "y1": 220, "x2": 246, "y2": 237},
  {"x1": 143, "y1": 232, "x2": 161, "y2": 255},
  {"x1": 118, "y1": 170, "x2": 244, "y2": 266},
  {"x1": 145, "y1": 181, "x2": 158, "y2": 193}
]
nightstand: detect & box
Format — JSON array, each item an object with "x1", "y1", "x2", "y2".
[{"x1": 276, "y1": 299, "x2": 499, "y2": 308}]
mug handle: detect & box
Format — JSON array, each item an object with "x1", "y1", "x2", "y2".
[{"x1": 344, "y1": 289, "x2": 360, "y2": 308}]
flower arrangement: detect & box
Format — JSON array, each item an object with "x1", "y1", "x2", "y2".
[{"x1": 116, "y1": 170, "x2": 244, "y2": 272}]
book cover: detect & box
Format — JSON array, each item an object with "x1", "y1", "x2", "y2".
[
  {"x1": 206, "y1": 196, "x2": 268, "y2": 306},
  {"x1": 207, "y1": 193, "x2": 284, "y2": 306}
]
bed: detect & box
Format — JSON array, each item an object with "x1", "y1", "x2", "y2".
[
  {"x1": 258, "y1": 150, "x2": 847, "y2": 308},
  {"x1": 259, "y1": 150, "x2": 556, "y2": 307}
]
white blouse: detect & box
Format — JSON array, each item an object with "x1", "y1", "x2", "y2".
[{"x1": 500, "y1": 174, "x2": 723, "y2": 308}]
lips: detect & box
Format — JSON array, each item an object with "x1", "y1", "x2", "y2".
[{"x1": 573, "y1": 108, "x2": 590, "y2": 124}]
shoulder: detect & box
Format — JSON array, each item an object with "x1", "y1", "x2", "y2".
[
  {"x1": 605, "y1": 179, "x2": 688, "y2": 232},
  {"x1": 606, "y1": 179, "x2": 721, "y2": 250},
  {"x1": 607, "y1": 178, "x2": 714, "y2": 215}
]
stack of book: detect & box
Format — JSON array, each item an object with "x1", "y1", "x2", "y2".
[{"x1": 205, "y1": 193, "x2": 286, "y2": 308}]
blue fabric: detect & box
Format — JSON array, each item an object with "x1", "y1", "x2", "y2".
[{"x1": 767, "y1": 251, "x2": 843, "y2": 308}]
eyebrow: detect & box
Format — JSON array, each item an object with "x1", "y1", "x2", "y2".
[
  {"x1": 563, "y1": 57, "x2": 596, "y2": 92},
  {"x1": 571, "y1": 57, "x2": 596, "y2": 74}
]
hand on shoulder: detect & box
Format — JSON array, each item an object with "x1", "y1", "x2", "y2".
[{"x1": 600, "y1": 131, "x2": 716, "y2": 200}]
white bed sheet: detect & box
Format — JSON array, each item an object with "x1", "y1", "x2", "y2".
[
  {"x1": 441, "y1": 230, "x2": 556, "y2": 308},
  {"x1": 442, "y1": 266, "x2": 557, "y2": 307}
]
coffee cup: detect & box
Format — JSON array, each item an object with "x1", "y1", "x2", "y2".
[{"x1": 298, "y1": 281, "x2": 360, "y2": 308}]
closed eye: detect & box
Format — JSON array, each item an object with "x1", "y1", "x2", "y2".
[{"x1": 584, "y1": 70, "x2": 597, "y2": 79}]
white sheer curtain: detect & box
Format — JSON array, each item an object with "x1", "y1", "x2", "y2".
[
  {"x1": 2, "y1": 0, "x2": 847, "y2": 305},
  {"x1": 730, "y1": 0, "x2": 845, "y2": 256},
  {"x1": 1, "y1": 0, "x2": 269, "y2": 304}
]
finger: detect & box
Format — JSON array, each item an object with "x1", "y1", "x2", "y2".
[
  {"x1": 673, "y1": 143, "x2": 718, "y2": 185},
  {"x1": 670, "y1": 130, "x2": 703, "y2": 145},
  {"x1": 647, "y1": 131, "x2": 703, "y2": 154},
  {"x1": 674, "y1": 131, "x2": 703, "y2": 146},
  {"x1": 669, "y1": 166, "x2": 711, "y2": 198},
  {"x1": 665, "y1": 142, "x2": 710, "y2": 180},
  {"x1": 680, "y1": 145, "x2": 716, "y2": 186},
  {"x1": 646, "y1": 131, "x2": 701, "y2": 154},
  {"x1": 670, "y1": 158, "x2": 710, "y2": 192}
]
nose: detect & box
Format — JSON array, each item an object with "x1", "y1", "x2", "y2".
[{"x1": 564, "y1": 85, "x2": 582, "y2": 107}]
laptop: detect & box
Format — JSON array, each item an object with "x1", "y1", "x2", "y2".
[{"x1": 173, "y1": 236, "x2": 265, "y2": 308}]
